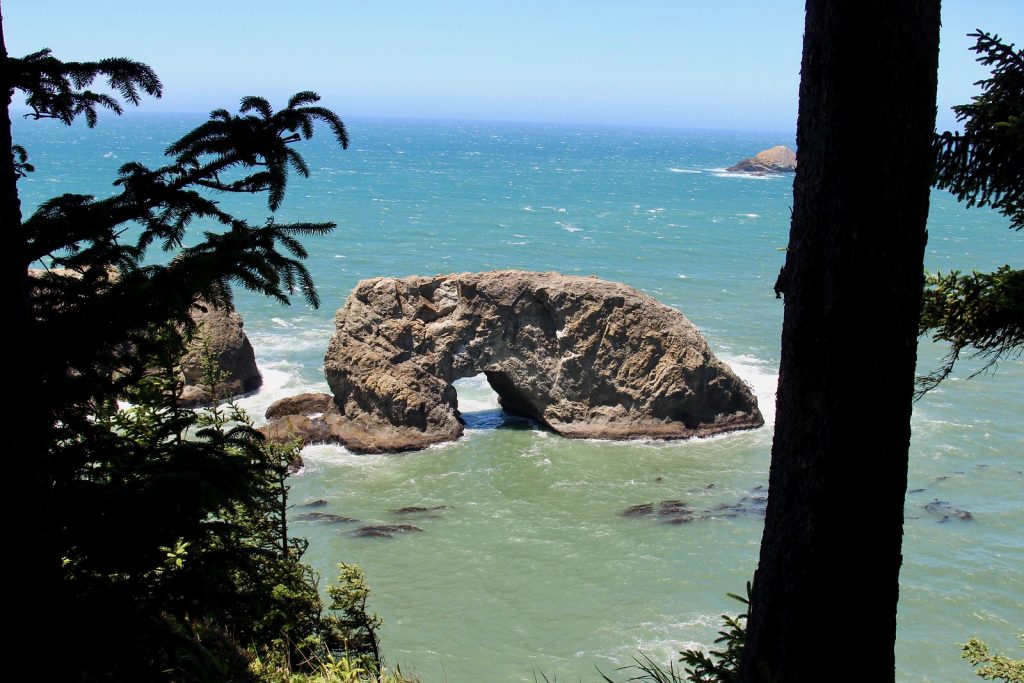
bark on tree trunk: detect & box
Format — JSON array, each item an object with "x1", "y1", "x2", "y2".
[
  {"x1": 0, "y1": 9, "x2": 51, "y2": 673},
  {"x1": 739, "y1": 2, "x2": 940, "y2": 682}
]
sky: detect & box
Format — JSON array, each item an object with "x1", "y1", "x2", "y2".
[{"x1": 3, "y1": 1, "x2": 1021, "y2": 133}]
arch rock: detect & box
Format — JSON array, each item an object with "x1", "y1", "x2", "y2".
[{"x1": 264, "y1": 271, "x2": 763, "y2": 452}]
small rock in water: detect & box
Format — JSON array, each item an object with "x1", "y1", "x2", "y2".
[
  {"x1": 658, "y1": 500, "x2": 692, "y2": 516},
  {"x1": 624, "y1": 486, "x2": 770, "y2": 526},
  {"x1": 295, "y1": 512, "x2": 359, "y2": 523},
  {"x1": 726, "y1": 146, "x2": 797, "y2": 174},
  {"x1": 354, "y1": 528, "x2": 393, "y2": 538},
  {"x1": 299, "y1": 499, "x2": 329, "y2": 508},
  {"x1": 621, "y1": 503, "x2": 655, "y2": 517},
  {"x1": 662, "y1": 515, "x2": 695, "y2": 524},
  {"x1": 922, "y1": 499, "x2": 973, "y2": 523},
  {"x1": 353, "y1": 524, "x2": 425, "y2": 539},
  {"x1": 392, "y1": 505, "x2": 448, "y2": 515}
]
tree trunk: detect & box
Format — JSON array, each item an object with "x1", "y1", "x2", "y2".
[
  {"x1": 2, "y1": 11, "x2": 60, "y2": 674},
  {"x1": 739, "y1": 2, "x2": 940, "y2": 682}
]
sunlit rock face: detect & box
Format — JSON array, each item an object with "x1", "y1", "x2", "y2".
[
  {"x1": 179, "y1": 301, "x2": 262, "y2": 407},
  {"x1": 726, "y1": 145, "x2": 797, "y2": 173},
  {"x1": 267, "y1": 271, "x2": 762, "y2": 453}
]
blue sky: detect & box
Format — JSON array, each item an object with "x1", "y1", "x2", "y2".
[{"x1": 3, "y1": 1, "x2": 1021, "y2": 132}]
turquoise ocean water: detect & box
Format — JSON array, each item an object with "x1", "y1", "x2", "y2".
[{"x1": 15, "y1": 114, "x2": 1023, "y2": 682}]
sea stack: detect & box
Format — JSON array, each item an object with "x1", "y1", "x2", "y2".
[
  {"x1": 28, "y1": 268, "x2": 261, "y2": 406},
  {"x1": 265, "y1": 271, "x2": 763, "y2": 452},
  {"x1": 726, "y1": 145, "x2": 797, "y2": 174},
  {"x1": 179, "y1": 301, "x2": 263, "y2": 406}
]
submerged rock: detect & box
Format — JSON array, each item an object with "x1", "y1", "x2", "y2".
[
  {"x1": 922, "y1": 499, "x2": 974, "y2": 523},
  {"x1": 295, "y1": 512, "x2": 360, "y2": 523},
  {"x1": 353, "y1": 524, "x2": 424, "y2": 538},
  {"x1": 391, "y1": 505, "x2": 448, "y2": 515},
  {"x1": 657, "y1": 500, "x2": 692, "y2": 516},
  {"x1": 622, "y1": 486, "x2": 769, "y2": 526},
  {"x1": 662, "y1": 515, "x2": 695, "y2": 524},
  {"x1": 726, "y1": 146, "x2": 797, "y2": 174},
  {"x1": 621, "y1": 503, "x2": 656, "y2": 517},
  {"x1": 264, "y1": 271, "x2": 762, "y2": 453}
]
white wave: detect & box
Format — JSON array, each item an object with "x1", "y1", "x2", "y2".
[
  {"x1": 459, "y1": 399, "x2": 500, "y2": 412},
  {"x1": 677, "y1": 274, "x2": 688, "y2": 279},
  {"x1": 584, "y1": 614, "x2": 718, "y2": 669},
  {"x1": 260, "y1": 365, "x2": 293, "y2": 393},
  {"x1": 424, "y1": 438, "x2": 463, "y2": 452},
  {"x1": 737, "y1": 213, "x2": 760, "y2": 219},
  {"x1": 556, "y1": 221, "x2": 583, "y2": 233},
  {"x1": 710, "y1": 169, "x2": 780, "y2": 180},
  {"x1": 248, "y1": 328, "x2": 333, "y2": 354},
  {"x1": 719, "y1": 353, "x2": 779, "y2": 427},
  {"x1": 271, "y1": 317, "x2": 294, "y2": 328},
  {"x1": 668, "y1": 167, "x2": 701, "y2": 174},
  {"x1": 233, "y1": 362, "x2": 329, "y2": 424},
  {"x1": 300, "y1": 443, "x2": 393, "y2": 468},
  {"x1": 453, "y1": 374, "x2": 501, "y2": 412}
]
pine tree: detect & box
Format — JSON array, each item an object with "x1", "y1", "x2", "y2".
[
  {"x1": 739, "y1": 2, "x2": 940, "y2": 681},
  {"x1": 919, "y1": 30, "x2": 1024, "y2": 391},
  {"x1": 0, "y1": 8, "x2": 363, "y2": 678}
]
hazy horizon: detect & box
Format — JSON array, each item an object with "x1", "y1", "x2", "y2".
[{"x1": 3, "y1": 1, "x2": 1021, "y2": 133}]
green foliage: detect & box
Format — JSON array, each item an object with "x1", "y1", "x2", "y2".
[
  {"x1": 962, "y1": 635, "x2": 1024, "y2": 683},
  {"x1": 325, "y1": 562, "x2": 385, "y2": 668},
  {"x1": 1, "y1": 33, "x2": 379, "y2": 681},
  {"x1": 7, "y1": 47, "x2": 163, "y2": 125},
  {"x1": 934, "y1": 31, "x2": 1024, "y2": 230},
  {"x1": 258, "y1": 654, "x2": 412, "y2": 683},
  {"x1": 598, "y1": 653, "x2": 689, "y2": 683},
  {"x1": 598, "y1": 585, "x2": 750, "y2": 683},
  {"x1": 677, "y1": 584, "x2": 749, "y2": 683},
  {"x1": 921, "y1": 30, "x2": 1024, "y2": 392},
  {"x1": 918, "y1": 265, "x2": 1024, "y2": 390}
]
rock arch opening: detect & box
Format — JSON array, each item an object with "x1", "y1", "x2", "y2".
[{"x1": 451, "y1": 374, "x2": 529, "y2": 431}]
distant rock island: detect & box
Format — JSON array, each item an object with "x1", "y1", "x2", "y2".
[
  {"x1": 727, "y1": 145, "x2": 797, "y2": 174},
  {"x1": 263, "y1": 271, "x2": 763, "y2": 453}
]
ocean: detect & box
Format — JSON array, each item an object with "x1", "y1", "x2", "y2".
[{"x1": 14, "y1": 114, "x2": 1023, "y2": 682}]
